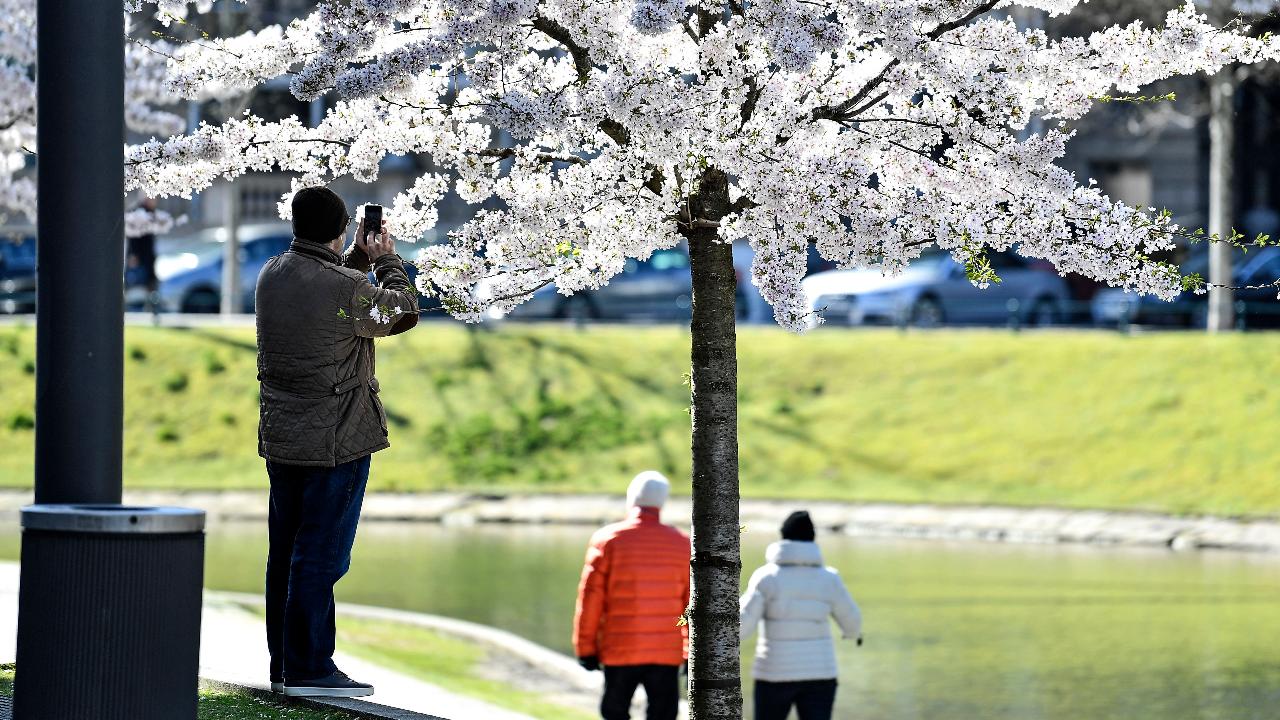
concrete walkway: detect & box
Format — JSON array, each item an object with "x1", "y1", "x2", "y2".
[{"x1": 0, "y1": 562, "x2": 532, "y2": 720}]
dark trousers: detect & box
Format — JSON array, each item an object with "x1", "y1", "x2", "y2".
[
  {"x1": 754, "y1": 679, "x2": 838, "y2": 720},
  {"x1": 601, "y1": 664, "x2": 680, "y2": 720},
  {"x1": 265, "y1": 456, "x2": 370, "y2": 682}
]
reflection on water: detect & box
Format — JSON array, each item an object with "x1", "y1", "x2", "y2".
[{"x1": 4, "y1": 519, "x2": 1279, "y2": 719}]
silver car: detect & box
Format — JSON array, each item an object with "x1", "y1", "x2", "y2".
[{"x1": 802, "y1": 250, "x2": 1070, "y2": 328}]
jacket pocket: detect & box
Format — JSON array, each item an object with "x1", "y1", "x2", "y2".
[
  {"x1": 369, "y1": 378, "x2": 388, "y2": 434},
  {"x1": 259, "y1": 383, "x2": 339, "y2": 458}
]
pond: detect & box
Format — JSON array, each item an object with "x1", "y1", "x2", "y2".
[{"x1": 3, "y1": 520, "x2": 1279, "y2": 719}]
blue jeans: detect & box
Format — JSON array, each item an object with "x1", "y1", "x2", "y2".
[
  {"x1": 754, "y1": 679, "x2": 837, "y2": 720},
  {"x1": 265, "y1": 456, "x2": 370, "y2": 682}
]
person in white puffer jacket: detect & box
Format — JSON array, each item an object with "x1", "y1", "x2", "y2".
[{"x1": 740, "y1": 511, "x2": 862, "y2": 720}]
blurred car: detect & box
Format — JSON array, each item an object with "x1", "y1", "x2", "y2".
[
  {"x1": 801, "y1": 250, "x2": 1070, "y2": 328},
  {"x1": 1092, "y1": 247, "x2": 1280, "y2": 328},
  {"x1": 0, "y1": 231, "x2": 36, "y2": 315},
  {"x1": 129, "y1": 223, "x2": 441, "y2": 315},
  {"x1": 126, "y1": 224, "x2": 294, "y2": 313},
  {"x1": 395, "y1": 259, "x2": 443, "y2": 315},
  {"x1": 485, "y1": 245, "x2": 749, "y2": 322}
]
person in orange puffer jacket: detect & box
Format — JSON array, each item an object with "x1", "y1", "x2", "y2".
[{"x1": 574, "y1": 471, "x2": 691, "y2": 720}]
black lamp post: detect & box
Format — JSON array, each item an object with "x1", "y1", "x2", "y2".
[
  {"x1": 31, "y1": 0, "x2": 124, "y2": 507},
  {"x1": 13, "y1": 3, "x2": 206, "y2": 718}
]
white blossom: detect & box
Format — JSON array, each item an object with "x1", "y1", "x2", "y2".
[
  {"x1": 124, "y1": 0, "x2": 1280, "y2": 330},
  {"x1": 0, "y1": 0, "x2": 230, "y2": 221},
  {"x1": 124, "y1": 207, "x2": 185, "y2": 237}
]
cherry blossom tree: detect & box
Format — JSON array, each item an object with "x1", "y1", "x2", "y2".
[
  {"x1": 1055, "y1": 0, "x2": 1280, "y2": 330},
  {"x1": 127, "y1": 1, "x2": 1278, "y2": 716},
  {"x1": 0, "y1": 0, "x2": 197, "y2": 225}
]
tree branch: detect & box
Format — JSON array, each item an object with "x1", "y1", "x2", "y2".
[
  {"x1": 124, "y1": 137, "x2": 351, "y2": 167},
  {"x1": 478, "y1": 147, "x2": 587, "y2": 165},
  {"x1": 808, "y1": 0, "x2": 1001, "y2": 124},
  {"x1": 531, "y1": 15, "x2": 593, "y2": 85},
  {"x1": 530, "y1": 14, "x2": 631, "y2": 150},
  {"x1": 929, "y1": 0, "x2": 1002, "y2": 39},
  {"x1": 738, "y1": 77, "x2": 762, "y2": 132}
]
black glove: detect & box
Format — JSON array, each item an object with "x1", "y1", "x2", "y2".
[{"x1": 579, "y1": 656, "x2": 600, "y2": 672}]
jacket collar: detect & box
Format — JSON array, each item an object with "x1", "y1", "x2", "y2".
[
  {"x1": 290, "y1": 238, "x2": 340, "y2": 264},
  {"x1": 631, "y1": 506, "x2": 662, "y2": 523},
  {"x1": 766, "y1": 540, "x2": 824, "y2": 567}
]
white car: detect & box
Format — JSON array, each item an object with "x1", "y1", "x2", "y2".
[{"x1": 802, "y1": 250, "x2": 1070, "y2": 328}]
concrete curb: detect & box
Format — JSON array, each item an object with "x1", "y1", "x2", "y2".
[
  {"x1": 2, "y1": 490, "x2": 1277, "y2": 553},
  {"x1": 201, "y1": 678, "x2": 449, "y2": 720}
]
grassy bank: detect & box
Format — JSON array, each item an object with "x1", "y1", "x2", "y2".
[
  {"x1": 336, "y1": 617, "x2": 594, "y2": 720},
  {"x1": 1, "y1": 323, "x2": 1277, "y2": 516},
  {"x1": 0, "y1": 665, "x2": 353, "y2": 720}
]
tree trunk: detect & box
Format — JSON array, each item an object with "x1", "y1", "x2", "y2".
[
  {"x1": 221, "y1": 179, "x2": 242, "y2": 315},
  {"x1": 218, "y1": 2, "x2": 245, "y2": 317},
  {"x1": 684, "y1": 169, "x2": 743, "y2": 720},
  {"x1": 1207, "y1": 0, "x2": 1236, "y2": 333}
]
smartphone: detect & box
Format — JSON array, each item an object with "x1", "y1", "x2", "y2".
[{"x1": 362, "y1": 204, "x2": 382, "y2": 238}]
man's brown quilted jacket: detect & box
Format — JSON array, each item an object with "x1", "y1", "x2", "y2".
[{"x1": 255, "y1": 239, "x2": 419, "y2": 467}]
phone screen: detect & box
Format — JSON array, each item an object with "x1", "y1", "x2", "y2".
[{"x1": 363, "y1": 204, "x2": 382, "y2": 234}]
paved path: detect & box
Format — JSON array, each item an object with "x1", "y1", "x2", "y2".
[{"x1": 0, "y1": 562, "x2": 532, "y2": 720}]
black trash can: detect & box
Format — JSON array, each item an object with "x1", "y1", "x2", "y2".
[{"x1": 13, "y1": 505, "x2": 206, "y2": 720}]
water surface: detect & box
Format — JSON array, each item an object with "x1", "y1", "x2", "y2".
[{"x1": 5, "y1": 520, "x2": 1278, "y2": 719}]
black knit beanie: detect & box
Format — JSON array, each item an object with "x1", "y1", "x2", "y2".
[
  {"x1": 291, "y1": 187, "x2": 348, "y2": 243},
  {"x1": 780, "y1": 511, "x2": 816, "y2": 542}
]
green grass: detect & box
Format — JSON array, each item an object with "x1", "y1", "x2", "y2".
[
  {"x1": 196, "y1": 683, "x2": 356, "y2": 720},
  {"x1": 1, "y1": 323, "x2": 1279, "y2": 516},
  {"x1": 0, "y1": 664, "x2": 351, "y2": 720},
  {"x1": 335, "y1": 617, "x2": 595, "y2": 720}
]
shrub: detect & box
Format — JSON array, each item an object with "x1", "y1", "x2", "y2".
[
  {"x1": 7, "y1": 412, "x2": 34, "y2": 431},
  {"x1": 204, "y1": 352, "x2": 226, "y2": 375},
  {"x1": 164, "y1": 372, "x2": 189, "y2": 393},
  {"x1": 129, "y1": 346, "x2": 147, "y2": 361},
  {"x1": 156, "y1": 425, "x2": 180, "y2": 443}
]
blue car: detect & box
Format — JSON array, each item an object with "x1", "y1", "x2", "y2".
[
  {"x1": 0, "y1": 231, "x2": 36, "y2": 315},
  {"x1": 131, "y1": 224, "x2": 294, "y2": 313},
  {"x1": 1091, "y1": 247, "x2": 1280, "y2": 329},
  {"x1": 135, "y1": 223, "x2": 440, "y2": 315}
]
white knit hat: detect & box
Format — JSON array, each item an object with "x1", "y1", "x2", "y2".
[{"x1": 627, "y1": 471, "x2": 670, "y2": 509}]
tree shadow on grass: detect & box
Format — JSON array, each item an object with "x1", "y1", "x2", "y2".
[
  {"x1": 748, "y1": 415, "x2": 911, "y2": 480},
  {"x1": 179, "y1": 327, "x2": 258, "y2": 354}
]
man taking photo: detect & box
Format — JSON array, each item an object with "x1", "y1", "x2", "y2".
[{"x1": 256, "y1": 187, "x2": 418, "y2": 697}]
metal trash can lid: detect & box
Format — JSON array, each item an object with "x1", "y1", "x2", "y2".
[{"x1": 21, "y1": 504, "x2": 206, "y2": 534}]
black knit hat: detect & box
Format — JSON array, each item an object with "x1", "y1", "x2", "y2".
[
  {"x1": 780, "y1": 511, "x2": 816, "y2": 542},
  {"x1": 291, "y1": 186, "x2": 348, "y2": 243}
]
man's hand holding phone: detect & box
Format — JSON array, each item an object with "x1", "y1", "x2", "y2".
[{"x1": 356, "y1": 204, "x2": 395, "y2": 262}]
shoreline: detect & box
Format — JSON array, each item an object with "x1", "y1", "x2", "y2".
[{"x1": 0, "y1": 489, "x2": 1276, "y2": 554}]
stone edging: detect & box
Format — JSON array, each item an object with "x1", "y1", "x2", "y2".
[
  {"x1": 2, "y1": 490, "x2": 1278, "y2": 553},
  {"x1": 201, "y1": 678, "x2": 449, "y2": 720}
]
